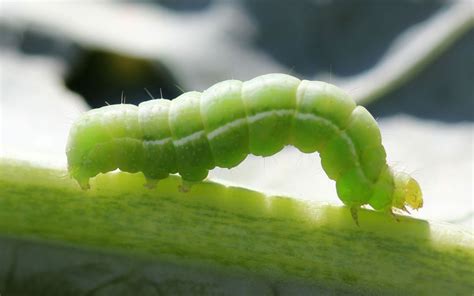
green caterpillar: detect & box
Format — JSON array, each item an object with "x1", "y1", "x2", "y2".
[{"x1": 66, "y1": 73, "x2": 423, "y2": 222}]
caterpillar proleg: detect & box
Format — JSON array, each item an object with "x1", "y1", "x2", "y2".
[{"x1": 66, "y1": 73, "x2": 423, "y2": 222}]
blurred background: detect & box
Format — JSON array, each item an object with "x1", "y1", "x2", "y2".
[{"x1": 0, "y1": 0, "x2": 473, "y2": 227}]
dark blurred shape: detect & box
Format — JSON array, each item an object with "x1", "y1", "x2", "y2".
[
  {"x1": 19, "y1": 27, "x2": 79, "y2": 61},
  {"x1": 243, "y1": 0, "x2": 443, "y2": 77},
  {"x1": 0, "y1": 24, "x2": 180, "y2": 108},
  {"x1": 65, "y1": 49, "x2": 180, "y2": 108},
  {"x1": 368, "y1": 30, "x2": 474, "y2": 122},
  {"x1": 151, "y1": 0, "x2": 212, "y2": 11},
  {"x1": 0, "y1": 24, "x2": 22, "y2": 48}
]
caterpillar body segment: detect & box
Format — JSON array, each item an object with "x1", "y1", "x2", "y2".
[
  {"x1": 201, "y1": 79, "x2": 248, "y2": 168},
  {"x1": 66, "y1": 73, "x2": 423, "y2": 218}
]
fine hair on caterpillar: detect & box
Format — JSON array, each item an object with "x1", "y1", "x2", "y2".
[{"x1": 66, "y1": 73, "x2": 423, "y2": 224}]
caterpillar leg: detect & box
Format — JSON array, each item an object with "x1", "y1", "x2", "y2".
[
  {"x1": 350, "y1": 206, "x2": 360, "y2": 226},
  {"x1": 401, "y1": 205, "x2": 411, "y2": 214},
  {"x1": 178, "y1": 170, "x2": 208, "y2": 192},
  {"x1": 144, "y1": 178, "x2": 159, "y2": 189},
  {"x1": 75, "y1": 177, "x2": 90, "y2": 190},
  {"x1": 388, "y1": 209, "x2": 401, "y2": 222},
  {"x1": 179, "y1": 180, "x2": 197, "y2": 193}
]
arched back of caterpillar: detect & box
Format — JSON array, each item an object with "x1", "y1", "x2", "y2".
[{"x1": 66, "y1": 73, "x2": 423, "y2": 224}]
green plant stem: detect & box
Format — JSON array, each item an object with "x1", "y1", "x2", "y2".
[{"x1": 0, "y1": 159, "x2": 473, "y2": 295}]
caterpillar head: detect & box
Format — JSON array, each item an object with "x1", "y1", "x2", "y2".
[{"x1": 392, "y1": 171, "x2": 423, "y2": 211}]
